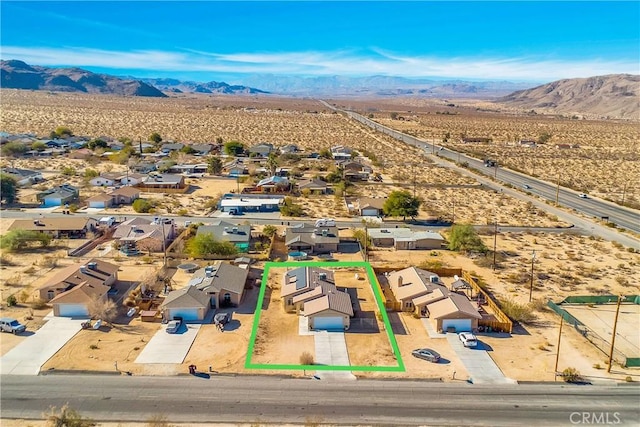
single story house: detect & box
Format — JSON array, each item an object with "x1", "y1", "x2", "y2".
[
  {"x1": 113, "y1": 217, "x2": 175, "y2": 253},
  {"x1": 348, "y1": 197, "x2": 386, "y2": 217},
  {"x1": 285, "y1": 223, "x2": 339, "y2": 255},
  {"x1": 9, "y1": 217, "x2": 97, "y2": 239},
  {"x1": 168, "y1": 163, "x2": 208, "y2": 176},
  {"x1": 254, "y1": 176, "x2": 290, "y2": 193},
  {"x1": 386, "y1": 266, "x2": 481, "y2": 332},
  {"x1": 86, "y1": 186, "x2": 140, "y2": 209},
  {"x1": 368, "y1": 228, "x2": 444, "y2": 250},
  {"x1": 281, "y1": 267, "x2": 352, "y2": 330},
  {"x1": 218, "y1": 193, "x2": 284, "y2": 214},
  {"x1": 36, "y1": 184, "x2": 79, "y2": 207},
  {"x1": 0, "y1": 168, "x2": 44, "y2": 186},
  {"x1": 38, "y1": 259, "x2": 119, "y2": 316},
  {"x1": 330, "y1": 145, "x2": 353, "y2": 161},
  {"x1": 67, "y1": 148, "x2": 93, "y2": 160},
  {"x1": 196, "y1": 220, "x2": 251, "y2": 252},
  {"x1": 248, "y1": 143, "x2": 275, "y2": 157},
  {"x1": 161, "y1": 143, "x2": 184, "y2": 153},
  {"x1": 296, "y1": 179, "x2": 329, "y2": 194},
  {"x1": 136, "y1": 173, "x2": 187, "y2": 192},
  {"x1": 160, "y1": 285, "x2": 210, "y2": 322},
  {"x1": 189, "y1": 262, "x2": 249, "y2": 308},
  {"x1": 90, "y1": 172, "x2": 144, "y2": 187},
  {"x1": 280, "y1": 144, "x2": 299, "y2": 154},
  {"x1": 339, "y1": 161, "x2": 372, "y2": 181},
  {"x1": 191, "y1": 143, "x2": 215, "y2": 155},
  {"x1": 50, "y1": 281, "x2": 111, "y2": 317}
]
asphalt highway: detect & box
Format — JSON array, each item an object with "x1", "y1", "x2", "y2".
[
  {"x1": 320, "y1": 101, "x2": 639, "y2": 237},
  {"x1": 1, "y1": 374, "x2": 639, "y2": 426}
]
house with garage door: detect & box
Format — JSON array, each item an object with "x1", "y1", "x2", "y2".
[
  {"x1": 368, "y1": 228, "x2": 444, "y2": 250},
  {"x1": 285, "y1": 223, "x2": 339, "y2": 255},
  {"x1": 160, "y1": 285, "x2": 210, "y2": 322},
  {"x1": 281, "y1": 267, "x2": 353, "y2": 331},
  {"x1": 38, "y1": 259, "x2": 119, "y2": 317},
  {"x1": 189, "y1": 262, "x2": 249, "y2": 309},
  {"x1": 386, "y1": 266, "x2": 480, "y2": 332}
]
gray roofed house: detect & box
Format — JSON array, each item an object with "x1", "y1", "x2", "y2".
[
  {"x1": 248, "y1": 143, "x2": 275, "y2": 157},
  {"x1": 285, "y1": 223, "x2": 339, "y2": 254},
  {"x1": 161, "y1": 143, "x2": 184, "y2": 153},
  {"x1": 113, "y1": 217, "x2": 175, "y2": 253},
  {"x1": 36, "y1": 184, "x2": 79, "y2": 207},
  {"x1": 136, "y1": 173, "x2": 187, "y2": 191},
  {"x1": 196, "y1": 220, "x2": 251, "y2": 252},
  {"x1": 191, "y1": 144, "x2": 215, "y2": 155},
  {"x1": 296, "y1": 179, "x2": 329, "y2": 194},
  {"x1": 368, "y1": 228, "x2": 444, "y2": 250},
  {"x1": 160, "y1": 285, "x2": 210, "y2": 321},
  {"x1": 280, "y1": 266, "x2": 352, "y2": 330},
  {"x1": 188, "y1": 262, "x2": 249, "y2": 308},
  {"x1": 0, "y1": 168, "x2": 44, "y2": 186}
]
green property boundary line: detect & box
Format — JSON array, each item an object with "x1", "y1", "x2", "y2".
[{"x1": 245, "y1": 261, "x2": 405, "y2": 372}]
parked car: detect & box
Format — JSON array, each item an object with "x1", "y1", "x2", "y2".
[
  {"x1": 459, "y1": 332, "x2": 478, "y2": 348},
  {"x1": 0, "y1": 317, "x2": 26, "y2": 334},
  {"x1": 166, "y1": 319, "x2": 181, "y2": 334},
  {"x1": 411, "y1": 348, "x2": 441, "y2": 363}
]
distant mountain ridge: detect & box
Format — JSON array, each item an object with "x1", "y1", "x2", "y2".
[
  {"x1": 142, "y1": 78, "x2": 268, "y2": 95},
  {"x1": 234, "y1": 74, "x2": 531, "y2": 98},
  {"x1": 498, "y1": 74, "x2": 640, "y2": 120},
  {"x1": 1, "y1": 60, "x2": 167, "y2": 97}
]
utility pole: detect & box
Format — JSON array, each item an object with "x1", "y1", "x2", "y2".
[
  {"x1": 529, "y1": 250, "x2": 536, "y2": 302},
  {"x1": 364, "y1": 222, "x2": 368, "y2": 262},
  {"x1": 492, "y1": 220, "x2": 498, "y2": 270},
  {"x1": 555, "y1": 172, "x2": 561, "y2": 206},
  {"x1": 607, "y1": 295, "x2": 624, "y2": 373},
  {"x1": 412, "y1": 164, "x2": 417, "y2": 198},
  {"x1": 554, "y1": 316, "x2": 564, "y2": 381}
]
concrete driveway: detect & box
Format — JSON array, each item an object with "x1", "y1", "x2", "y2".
[
  {"x1": 314, "y1": 331, "x2": 356, "y2": 380},
  {"x1": 446, "y1": 333, "x2": 516, "y2": 384},
  {"x1": 1, "y1": 316, "x2": 85, "y2": 375},
  {"x1": 135, "y1": 323, "x2": 201, "y2": 364}
]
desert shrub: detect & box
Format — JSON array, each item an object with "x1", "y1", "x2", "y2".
[
  {"x1": 300, "y1": 351, "x2": 314, "y2": 365},
  {"x1": 0, "y1": 230, "x2": 52, "y2": 251},
  {"x1": 177, "y1": 208, "x2": 189, "y2": 216},
  {"x1": 146, "y1": 414, "x2": 175, "y2": 427},
  {"x1": 0, "y1": 253, "x2": 17, "y2": 266},
  {"x1": 61, "y1": 166, "x2": 77, "y2": 176},
  {"x1": 141, "y1": 255, "x2": 154, "y2": 264},
  {"x1": 262, "y1": 225, "x2": 277, "y2": 238},
  {"x1": 45, "y1": 404, "x2": 95, "y2": 427},
  {"x1": 561, "y1": 367, "x2": 582, "y2": 383},
  {"x1": 89, "y1": 344, "x2": 99, "y2": 350},
  {"x1": 31, "y1": 298, "x2": 48, "y2": 310},
  {"x1": 6, "y1": 295, "x2": 17, "y2": 306},
  {"x1": 418, "y1": 259, "x2": 444, "y2": 270},
  {"x1": 68, "y1": 203, "x2": 79, "y2": 213},
  {"x1": 499, "y1": 298, "x2": 536, "y2": 324},
  {"x1": 529, "y1": 298, "x2": 548, "y2": 312},
  {"x1": 625, "y1": 376, "x2": 633, "y2": 382},
  {"x1": 280, "y1": 197, "x2": 305, "y2": 217},
  {"x1": 133, "y1": 198, "x2": 154, "y2": 213}
]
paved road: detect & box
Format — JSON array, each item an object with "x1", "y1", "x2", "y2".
[
  {"x1": 322, "y1": 101, "x2": 640, "y2": 237},
  {"x1": 1, "y1": 374, "x2": 639, "y2": 426}
]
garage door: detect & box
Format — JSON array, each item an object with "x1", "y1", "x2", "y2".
[
  {"x1": 58, "y1": 304, "x2": 89, "y2": 317},
  {"x1": 361, "y1": 208, "x2": 379, "y2": 217},
  {"x1": 171, "y1": 308, "x2": 200, "y2": 321},
  {"x1": 442, "y1": 319, "x2": 472, "y2": 332},
  {"x1": 313, "y1": 316, "x2": 343, "y2": 331}
]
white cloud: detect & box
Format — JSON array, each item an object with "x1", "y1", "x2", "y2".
[{"x1": 1, "y1": 46, "x2": 638, "y2": 81}]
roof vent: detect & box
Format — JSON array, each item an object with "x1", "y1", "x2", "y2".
[
  {"x1": 232, "y1": 227, "x2": 238, "y2": 234},
  {"x1": 322, "y1": 230, "x2": 328, "y2": 237},
  {"x1": 429, "y1": 275, "x2": 439, "y2": 283},
  {"x1": 318, "y1": 273, "x2": 327, "y2": 281},
  {"x1": 87, "y1": 262, "x2": 98, "y2": 270},
  {"x1": 79, "y1": 266, "x2": 87, "y2": 273}
]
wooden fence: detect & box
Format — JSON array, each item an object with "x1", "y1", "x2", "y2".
[{"x1": 462, "y1": 271, "x2": 513, "y2": 333}]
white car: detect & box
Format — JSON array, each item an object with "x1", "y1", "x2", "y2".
[
  {"x1": 459, "y1": 332, "x2": 478, "y2": 348},
  {"x1": 578, "y1": 193, "x2": 588, "y2": 199}
]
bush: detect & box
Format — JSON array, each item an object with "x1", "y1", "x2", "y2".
[
  {"x1": 31, "y1": 298, "x2": 48, "y2": 310},
  {"x1": 0, "y1": 230, "x2": 52, "y2": 251},
  {"x1": 499, "y1": 298, "x2": 536, "y2": 324},
  {"x1": 300, "y1": 351, "x2": 314, "y2": 365},
  {"x1": 133, "y1": 198, "x2": 154, "y2": 213},
  {"x1": 262, "y1": 225, "x2": 277, "y2": 238},
  {"x1": 6, "y1": 295, "x2": 17, "y2": 306},
  {"x1": 186, "y1": 233, "x2": 238, "y2": 257},
  {"x1": 280, "y1": 197, "x2": 305, "y2": 217},
  {"x1": 448, "y1": 224, "x2": 487, "y2": 253},
  {"x1": 561, "y1": 367, "x2": 582, "y2": 383}
]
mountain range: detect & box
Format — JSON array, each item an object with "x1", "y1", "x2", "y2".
[
  {"x1": 1, "y1": 60, "x2": 638, "y2": 119},
  {"x1": 498, "y1": 74, "x2": 639, "y2": 120}
]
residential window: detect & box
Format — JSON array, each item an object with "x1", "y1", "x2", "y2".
[
  {"x1": 405, "y1": 302, "x2": 413, "y2": 309},
  {"x1": 47, "y1": 290, "x2": 55, "y2": 300}
]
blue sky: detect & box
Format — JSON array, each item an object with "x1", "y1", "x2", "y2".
[{"x1": 1, "y1": 1, "x2": 638, "y2": 83}]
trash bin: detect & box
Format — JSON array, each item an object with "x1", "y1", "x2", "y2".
[{"x1": 189, "y1": 364, "x2": 196, "y2": 375}]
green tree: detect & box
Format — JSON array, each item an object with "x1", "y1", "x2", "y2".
[
  {"x1": 448, "y1": 223, "x2": 487, "y2": 253},
  {"x1": 224, "y1": 141, "x2": 245, "y2": 156},
  {"x1": 207, "y1": 156, "x2": 223, "y2": 175},
  {"x1": 87, "y1": 138, "x2": 108, "y2": 150},
  {"x1": 280, "y1": 197, "x2": 305, "y2": 216},
  {"x1": 132, "y1": 198, "x2": 154, "y2": 213},
  {"x1": 0, "y1": 174, "x2": 18, "y2": 204},
  {"x1": 31, "y1": 141, "x2": 47, "y2": 151},
  {"x1": 0, "y1": 230, "x2": 52, "y2": 251},
  {"x1": 53, "y1": 126, "x2": 73, "y2": 138},
  {"x1": 266, "y1": 153, "x2": 279, "y2": 175},
  {"x1": 262, "y1": 224, "x2": 277, "y2": 237},
  {"x1": 537, "y1": 132, "x2": 552, "y2": 144},
  {"x1": 186, "y1": 233, "x2": 238, "y2": 257},
  {"x1": 318, "y1": 148, "x2": 333, "y2": 159},
  {"x1": 390, "y1": 112, "x2": 398, "y2": 120},
  {"x1": 1, "y1": 141, "x2": 29, "y2": 157},
  {"x1": 149, "y1": 133, "x2": 162, "y2": 143},
  {"x1": 83, "y1": 169, "x2": 99, "y2": 179},
  {"x1": 352, "y1": 228, "x2": 371, "y2": 249},
  {"x1": 383, "y1": 190, "x2": 421, "y2": 221},
  {"x1": 180, "y1": 145, "x2": 197, "y2": 155},
  {"x1": 61, "y1": 166, "x2": 77, "y2": 176}
]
